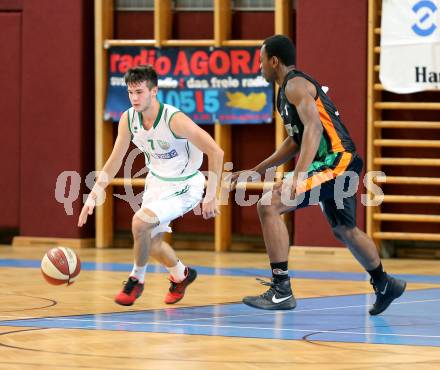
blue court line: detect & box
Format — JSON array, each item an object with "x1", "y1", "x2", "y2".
[
  {"x1": 1, "y1": 258, "x2": 440, "y2": 284},
  {"x1": 1, "y1": 289, "x2": 439, "y2": 347}
]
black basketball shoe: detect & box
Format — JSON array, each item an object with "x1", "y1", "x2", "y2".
[
  {"x1": 369, "y1": 275, "x2": 406, "y2": 315},
  {"x1": 243, "y1": 278, "x2": 296, "y2": 310}
]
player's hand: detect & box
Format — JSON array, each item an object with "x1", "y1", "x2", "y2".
[
  {"x1": 272, "y1": 180, "x2": 283, "y2": 194},
  {"x1": 201, "y1": 197, "x2": 220, "y2": 219},
  {"x1": 230, "y1": 169, "x2": 260, "y2": 191},
  {"x1": 290, "y1": 176, "x2": 298, "y2": 199},
  {"x1": 272, "y1": 176, "x2": 298, "y2": 199},
  {"x1": 230, "y1": 171, "x2": 241, "y2": 190},
  {"x1": 78, "y1": 194, "x2": 96, "y2": 227}
]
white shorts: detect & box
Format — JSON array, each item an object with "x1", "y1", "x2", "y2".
[{"x1": 141, "y1": 171, "x2": 205, "y2": 238}]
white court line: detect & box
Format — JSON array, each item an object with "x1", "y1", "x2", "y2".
[
  {"x1": 2, "y1": 317, "x2": 440, "y2": 339},
  {"x1": 157, "y1": 297, "x2": 440, "y2": 323},
  {"x1": 1, "y1": 297, "x2": 440, "y2": 323},
  {"x1": 0, "y1": 297, "x2": 440, "y2": 340}
]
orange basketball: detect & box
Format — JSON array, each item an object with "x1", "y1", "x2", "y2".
[{"x1": 41, "y1": 247, "x2": 81, "y2": 285}]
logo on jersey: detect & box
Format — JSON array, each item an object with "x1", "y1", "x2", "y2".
[
  {"x1": 284, "y1": 124, "x2": 299, "y2": 137},
  {"x1": 153, "y1": 149, "x2": 178, "y2": 160},
  {"x1": 157, "y1": 140, "x2": 171, "y2": 150}
]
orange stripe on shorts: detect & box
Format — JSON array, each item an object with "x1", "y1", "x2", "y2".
[{"x1": 296, "y1": 152, "x2": 353, "y2": 194}]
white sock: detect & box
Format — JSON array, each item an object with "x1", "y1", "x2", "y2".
[
  {"x1": 130, "y1": 263, "x2": 147, "y2": 284},
  {"x1": 166, "y1": 260, "x2": 187, "y2": 282}
]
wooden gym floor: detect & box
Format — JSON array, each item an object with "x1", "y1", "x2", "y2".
[{"x1": 1, "y1": 245, "x2": 440, "y2": 370}]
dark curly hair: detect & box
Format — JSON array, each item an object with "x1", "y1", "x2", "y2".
[{"x1": 263, "y1": 35, "x2": 296, "y2": 66}]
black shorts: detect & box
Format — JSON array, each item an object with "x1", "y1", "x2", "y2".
[{"x1": 289, "y1": 152, "x2": 363, "y2": 229}]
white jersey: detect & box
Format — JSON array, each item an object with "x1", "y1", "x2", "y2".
[{"x1": 127, "y1": 103, "x2": 203, "y2": 180}]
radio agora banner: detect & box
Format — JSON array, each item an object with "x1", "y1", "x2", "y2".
[{"x1": 105, "y1": 46, "x2": 273, "y2": 124}]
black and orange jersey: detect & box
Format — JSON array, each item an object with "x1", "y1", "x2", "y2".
[{"x1": 277, "y1": 69, "x2": 356, "y2": 162}]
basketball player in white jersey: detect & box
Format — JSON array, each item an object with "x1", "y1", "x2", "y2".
[{"x1": 78, "y1": 65, "x2": 224, "y2": 306}]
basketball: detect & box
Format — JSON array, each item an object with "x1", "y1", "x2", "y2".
[{"x1": 41, "y1": 247, "x2": 81, "y2": 285}]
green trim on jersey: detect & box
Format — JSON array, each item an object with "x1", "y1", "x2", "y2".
[
  {"x1": 127, "y1": 110, "x2": 133, "y2": 136},
  {"x1": 316, "y1": 135, "x2": 329, "y2": 161},
  {"x1": 153, "y1": 102, "x2": 164, "y2": 129},
  {"x1": 307, "y1": 152, "x2": 339, "y2": 172},
  {"x1": 138, "y1": 112, "x2": 143, "y2": 129},
  {"x1": 283, "y1": 152, "x2": 340, "y2": 179},
  {"x1": 151, "y1": 170, "x2": 199, "y2": 182},
  {"x1": 167, "y1": 110, "x2": 185, "y2": 139},
  {"x1": 144, "y1": 151, "x2": 151, "y2": 165},
  {"x1": 179, "y1": 141, "x2": 191, "y2": 175}
]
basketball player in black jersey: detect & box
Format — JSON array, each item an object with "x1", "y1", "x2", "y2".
[{"x1": 231, "y1": 35, "x2": 406, "y2": 313}]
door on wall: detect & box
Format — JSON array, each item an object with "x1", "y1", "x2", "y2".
[{"x1": 0, "y1": 11, "x2": 21, "y2": 241}]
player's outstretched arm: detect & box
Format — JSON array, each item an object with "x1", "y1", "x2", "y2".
[
  {"x1": 78, "y1": 112, "x2": 131, "y2": 227},
  {"x1": 230, "y1": 137, "x2": 299, "y2": 189},
  {"x1": 255, "y1": 137, "x2": 299, "y2": 174},
  {"x1": 169, "y1": 112, "x2": 224, "y2": 220}
]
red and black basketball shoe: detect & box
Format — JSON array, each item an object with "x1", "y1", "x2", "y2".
[
  {"x1": 115, "y1": 276, "x2": 144, "y2": 306},
  {"x1": 164, "y1": 267, "x2": 197, "y2": 304}
]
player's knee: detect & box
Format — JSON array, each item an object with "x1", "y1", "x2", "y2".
[
  {"x1": 332, "y1": 225, "x2": 356, "y2": 243},
  {"x1": 131, "y1": 216, "x2": 147, "y2": 236},
  {"x1": 257, "y1": 199, "x2": 277, "y2": 219},
  {"x1": 331, "y1": 226, "x2": 344, "y2": 242},
  {"x1": 148, "y1": 242, "x2": 160, "y2": 258},
  {"x1": 132, "y1": 212, "x2": 156, "y2": 236}
]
